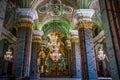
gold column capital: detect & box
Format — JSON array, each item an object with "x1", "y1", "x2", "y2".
[
  {"x1": 16, "y1": 21, "x2": 34, "y2": 29},
  {"x1": 16, "y1": 8, "x2": 38, "y2": 29},
  {"x1": 70, "y1": 38, "x2": 79, "y2": 43},
  {"x1": 32, "y1": 38, "x2": 42, "y2": 43},
  {"x1": 74, "y1": 9, "x2": 95, "y2": 29},
  {"x1": 77, "y1": 21, "x2": 94, "y2": 29}
]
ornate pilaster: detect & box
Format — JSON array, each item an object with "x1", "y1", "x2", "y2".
[
  {"x1": 15, "y1": 8, "x2": 38, "y2": 77},
  {"x1": 74, "y1": 9, "x2": 98, "y2": 80},
  {"x1": 30, "y1": 30, "x2": 44, "y2": 79},
  {"x1": 69, "y1": 30, "x2": 81, "y2": 78}
]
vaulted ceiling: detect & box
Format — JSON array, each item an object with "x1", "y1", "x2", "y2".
[{"x1": 1, "y1": 0, "x2": 103, "y2": 37}]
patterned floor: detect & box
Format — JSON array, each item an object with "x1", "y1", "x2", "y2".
[
  {"x1": 40, "y1": 78, "x2": 81, "y2": 80},
  {"x1": 39, "y1": 78, "x2": 112, "y2": 80},
  {"x1": 0, "y1": 76, "x2": 112, "y2": 80}
]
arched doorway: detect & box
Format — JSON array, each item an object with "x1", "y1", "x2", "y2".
[{"x1": 37, "y1": 19, "x2": 72, "y2": 77}]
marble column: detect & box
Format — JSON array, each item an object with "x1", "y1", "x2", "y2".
[
  {"x1": 69, "y1": 30, "x2": 81, "y2": 78},
  {"x1": 74, "y1": 9, "x2": 98, "y2": 80},
  {"x1": 30, "y1": 30, "x2": 44, "y2": 79},
  {"x1": 99, "y1": 0, "x2": 120, "y2": 79},
  {"x1": 15, "y1": 8, "x2": 38, "y2": 77}
]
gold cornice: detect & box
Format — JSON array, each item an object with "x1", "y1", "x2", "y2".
[{"x1": 77, "y1": 21, "x2": 94, "y2": 29}]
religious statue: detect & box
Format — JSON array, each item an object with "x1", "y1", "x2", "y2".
[
  {"x1": 4, "y1": 49, "x2": 13, "y2": 62},
  {"x1": 97, "y1": 47, "x2": 109, "y2": 62},
  {"x1": 96, "y1": 46, "x2": 110, "y2": 76},
  {"x1": 38, "y1": 47, "x2": 46, "y2": 73}
]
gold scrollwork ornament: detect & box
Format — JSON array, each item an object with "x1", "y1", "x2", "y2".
[{"x1": 77, "y1": 21, "x2": 94, "y2": 29}]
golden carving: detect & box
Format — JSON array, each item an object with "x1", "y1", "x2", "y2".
[
  {"x1": 41, "y1": 41, "x2": 68, "y2": 76},
  {"x1": 16, "y1": 21, "x2": 34, "y2": 28},
  {"x1": 38, "y1": 48, "x2": 46, "y2": 73},
  {"x1": 77, "y1": 21, "x2": 94, "y2": 29},
  {"x1": 32, "y1": 38, "x2": 42, "y2": 43},
  {"x1": 70, "y1": 38, "x2": 79, "y2": 43}
]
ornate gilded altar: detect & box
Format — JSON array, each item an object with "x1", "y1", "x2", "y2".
[{"x1": 37, "y1": 32, "x2": 69, "y2": 77}]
